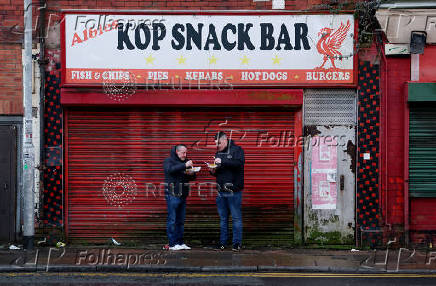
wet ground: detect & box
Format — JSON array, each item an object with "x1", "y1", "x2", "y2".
[{"x1": 2, "y1": 272, "x2": 436, "y2": 286}]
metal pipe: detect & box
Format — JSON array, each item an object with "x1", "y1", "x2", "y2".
[
  {"x1": 380, "y1": 39, "x2": 392, "y2": 232},
  {"x1": 379, "y1": 2, "x2": 436, "y2": 9},
  {"x1": 38, "y1": 0, "x2": 46, "y2": 229},
  {"x1": 23, "y1": 0, "x2": 35, "y2": 250},
  {"x1": 404, "y1": 87, "x2": 410, "y2": 247}
]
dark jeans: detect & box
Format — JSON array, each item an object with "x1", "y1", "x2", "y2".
[
  {"x1": 165, "y1": 194, "x2": 186, "y2": 247},
  {"x1": 216, "y1": 191, "x2": 242, "y2": 245}
]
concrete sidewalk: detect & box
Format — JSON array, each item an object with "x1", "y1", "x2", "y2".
[{"x1": 0, "y1": 247, "x2": 435, "y2": 273}]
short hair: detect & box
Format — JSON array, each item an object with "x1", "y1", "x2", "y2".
[
  {"x1": 214, "y1": 131, "x2": 227, "y2": 140},
  {"x1": 175, "y1": 144, "x2": 187, "y2": 151}
]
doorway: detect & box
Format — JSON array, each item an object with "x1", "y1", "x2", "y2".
[{"x1": 0, "y1": 125, "x2": 17, "y2": 242}]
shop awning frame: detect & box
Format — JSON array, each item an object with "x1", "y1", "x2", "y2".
[{"x1": 61, "y1": 88, "x2": 304, "y2": 106}]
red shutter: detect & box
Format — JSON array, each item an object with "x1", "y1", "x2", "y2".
[{"x1": 65, "y1": 108, "x2": 296, "y2": 246}]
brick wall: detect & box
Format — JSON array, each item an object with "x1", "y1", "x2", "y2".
[
  {"x1": 0, "y1": 44, "x2": 23, "y2": 114},
  {"x1": 0, "y1": 0, "x2": 26, "y2": 115},
  {"x1": 45, "y1": 0, "x2": 320, "y2": 11}
]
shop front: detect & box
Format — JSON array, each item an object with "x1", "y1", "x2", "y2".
[
  {"x1": 63, "y1": 89, "x2": 302, "y2": 245},
  {"x1": 408, "y1": 82, "x2": 436, "y2": 244},
  {"x1": 377, "y1": 3, "x2": 436, "y2": 244},
  {"x1": 61, "y1": 12, "x2": 356, "y2": 246}
]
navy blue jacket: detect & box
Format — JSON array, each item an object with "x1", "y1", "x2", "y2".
[
  {"x1": 163, "y1": 146, "x2": 196, "y2": 198},
  {"x1": 213, "y1": 140, "x2": 245, "y2": 192}
]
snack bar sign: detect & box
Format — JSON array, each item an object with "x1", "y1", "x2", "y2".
[{"x1": 64, "y1": 14, "x2": 355, "y2": 86}]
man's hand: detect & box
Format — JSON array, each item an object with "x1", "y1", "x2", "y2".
[
  {"x1": 214, "y1": 158, "x2": 221, "y2": 165},
  {"x1": 185, "y1": 160, "x2": 193, "y2": 168}
]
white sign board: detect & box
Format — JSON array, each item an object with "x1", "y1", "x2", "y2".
[{"x1": 63, "y1": 13, "x2": 355, "y2": 86}]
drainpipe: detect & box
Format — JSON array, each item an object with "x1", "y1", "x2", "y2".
[
  {"x1": 38, "y1": 0, "x2": 46, "y2": 229},
  {"x1": 23, "y1": 0, "x2": 35, "y2": 250},
  {"x1": 380, "y1": 41, "x2": 392, "y2": 232}
]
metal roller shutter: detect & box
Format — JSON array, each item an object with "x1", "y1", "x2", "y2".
[
  {"x1": 409, "y1": 104, "x2": 436, "y2": 197},
  {"x1": 65, "y1": 108, "x2": 296, "y2": 246}
]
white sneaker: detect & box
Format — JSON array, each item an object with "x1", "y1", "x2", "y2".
[
  {"x1": 169, "y1": 244, "x2": 183, "y2": 251},
  {"x1": 179, "y1": 244, "x2": 191, "y2": 250}
]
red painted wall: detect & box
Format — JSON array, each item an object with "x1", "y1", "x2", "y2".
[
  {"x1": 419, "y1": 46, "x2": 436, "y2": 82},
  {"x1": 382, "y1": 46, "x2": 436, "y2": 245},
  {"x1": 410, "y1": 199, "x2": 436, "y2": 231},
  {"x1": 381, "y1": 55, "x2": 410, "y2": 230}
]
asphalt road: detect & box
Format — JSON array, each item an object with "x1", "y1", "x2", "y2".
[{"x1": 1, "y1": 272, "x2": 436, "y2": 286}]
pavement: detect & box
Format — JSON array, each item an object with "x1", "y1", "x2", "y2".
[{"x1": 0, "y1": 246, "x2": 436, "y2": 273}]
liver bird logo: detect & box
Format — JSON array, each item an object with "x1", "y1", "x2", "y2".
[{"x1": 315, "y1": 20, "x2": 351, "y2": 71}]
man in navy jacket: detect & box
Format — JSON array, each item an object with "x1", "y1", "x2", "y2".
[
  {"x1": 209, "y1": 132, "x2": 245, "y2": 251},
  {"x1": 163, "y1": 144, "x2": 196, "y2": 251}
]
